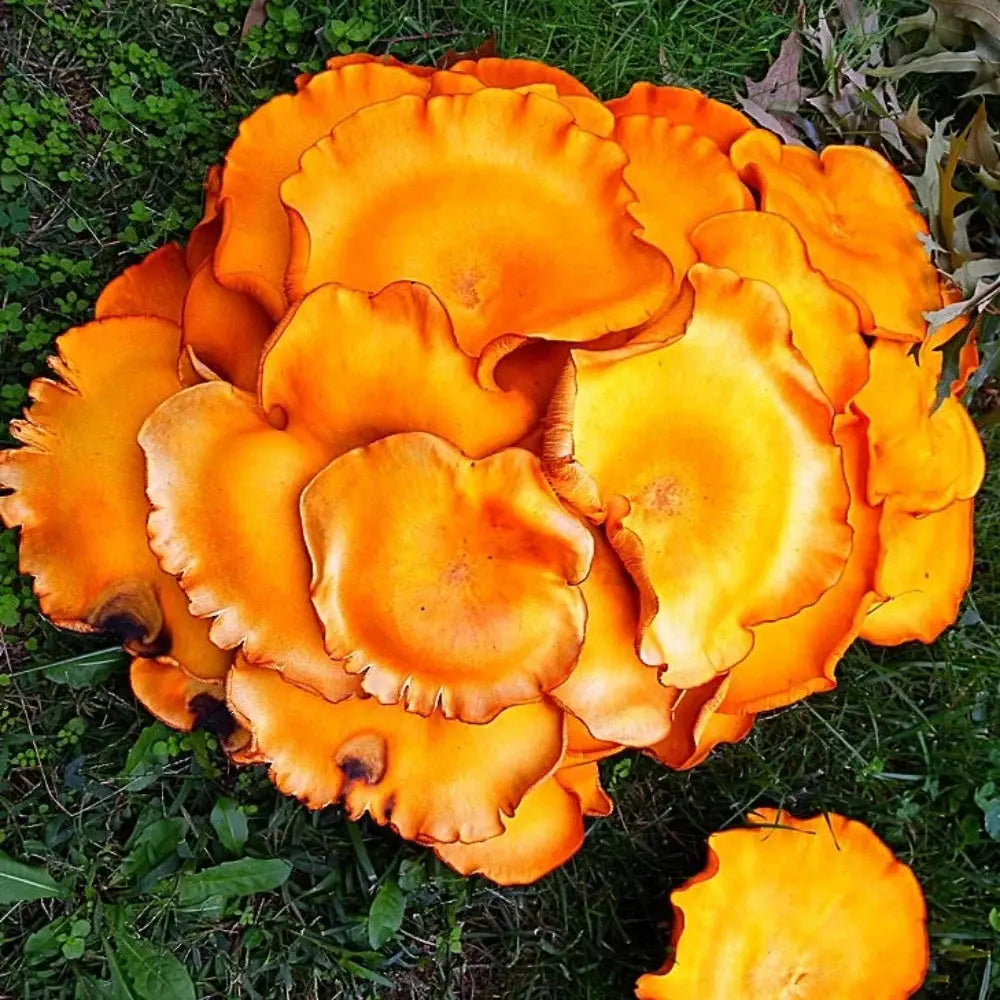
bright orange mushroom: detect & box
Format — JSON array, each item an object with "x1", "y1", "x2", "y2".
[
  {"x1": 0, "y1": 52, "x2": 986, "y2": 887},
  {"x1": 613, "y1": 118, "x2": 753, "y2": 295},
  {"x1": 216, "y1": 61, "x2": 429, "y2": 319},
  {"x1": 301, "y1": 431, "x2": 594, "y2": 722},
  {"x1": 259, "y1": 281, "x2": 541, "y2": 459},
  {"x1": 545, "y1": 264, "x2": 852, "y2": 688},
  {"x1": 226, "y1": 657, "x2": 565, "y2": 845},
  {"x1": 861, "y1": 497, "x2": 975, "y2": 645},
  {"x1": 730, "y1": 129, "x2": 940, "y2": 342},
  {"x1": 636, "y1": 809, "x2": 929, "y2": 998},
  {"x1": 855, "y1": 337, "x2": 984, "y2": 513},
  {"x1": 94, "y1": 244, "x2": 191, "y2": 326},
  {"x1": 552, "y1": 529, "x2": 677, "y2": 748},
  {"x1": 281, "y1": 88, "x2": 670, "y2": 361},
  {"x1": 434, "y1": 760, "x2": 612, "y2": 884},
  {"x1": 605, "y1": 82, "x2": 752, "y2": 152}
]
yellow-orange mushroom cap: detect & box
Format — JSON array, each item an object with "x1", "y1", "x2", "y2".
[
  {"x1": 0, "y1": 317, "x2": 229, "y2": 682},
  {"x1": 301, "y1": 432, "x2": 594, "y2": 723},
  {"x1": 94, "y1": 244, "x2": 190, "y2": 325},
  {"x1": 217, "y1": 61, "x2": 430, "y2": 319},
  {"x1": 226, "y1": 658, "x2": 565, "y2": 845},
  {"x1": 130, "y1": 657, "x2": 224, "y2": 731},
  {"x1": 564, "y1": 713, "x2": 623, "y2": 765},
  {"x1": 260, "y1": 281, "x2": 541, "y2": 460},
  {"x1": 281, "y1": 88, "x2": 671, "y2": 361},
  {"x1": 140, "y1": 381, "x2": 360, "y2": 705},
  {"x1": 855, "y1": 339, "x2": 984, "y2": 513},
  {"x1": 184, "y1": 164, "x2": 224, "y2": 273},
  {"x1": 449, "y1": 57, "x2": 595, "y2": 96},
  {"x1": 545, "y1": 265, "x2": 852, "y2": 687},
  {"x1": 635, "y1": 809, "x2": 929, "y2": 999},
  {"x1": 613, "y1": 119, "x2": 753, "y2": 292},
  {"x1": 552, "y1": 529, "x2": 677, "y2": 747},
  {"x1": 730, "y1": 130, "x2": 939, "y2": 342},
  {"x1": 645, "y1": 677, "x2": 753, "y2": 771},
  {"x1": 605, "y1": 82, "x2": 752, "y2": 152},
  {"x1": 720, "y1": 414, "x2": 881, "y2": 714},
  {"x1": 434, "y1": 761, "x2": 612, "y2": 884},
  {"x1": 180, "y1": 259, "x2": 274, "y2": 392},
  {"x1": 861, "y1": 497, "x2": 974, "y2": 646},
  {"x1": 690, "y1": 211, "x2": 869, "y2": 412}
]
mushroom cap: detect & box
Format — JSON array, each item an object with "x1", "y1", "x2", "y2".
[
  {"x1": 281, "y1": 88, "x2": 670, "y2": 362},
  {"x1": 605, "y1": 82, "x2": 752, "y2": 152},
  {"x1": 855, "y1": 338, "x2": 984, "y2": 513},
  {"x1": 217, "y1": 60, "x2": 430, "y2": 318},
  {"x1": 546, "y1": 264, "x2": 852, "y2": 687},
  {"x1": 140, "y1": 379, "x2": 359, "y2": 705},
  {"x1": 552, "y1": 528, "x2": 677, "y2": 748},
  {"x1": 861, "y1": 496, "x2": 975, "y2": 646},
  {"x1": 226, "y1": 658, "x2": 565, "y2": 846},
  {"x1": 690, "y1": 211, "x2": 869, "y2": 411},
  {"x1": 180, "y1": 258, "x2": 274, "y2": 392},
  {"x1": 259, "y1": 281, "x2": 541, "y2": 460},
  {"x1": 644, "y1": 677, "x2": 753, "y2": 770},
  {"x1": 434, "y1": 761, "x2": 612, "y2": 885},
  {"x1": 448, "y1": 57, "x2": 596, "y2": 97},
  {"x1": 635, "y1": 809, "x2": 929, "y2": 999},
  {"x1": 0, "y1": 316, "x2": 229, "y2": 681},
  {"x1": 720, "y1": 413, "x2": 881, "y2": 714},
  {"x1": 730, "y1": 130, "x2": 940, "y2": 343},
  {"x1": 94, "y1": 243, "x2": 190, "y2": 325},
  {"x1": 301, "y1": 432, "x2": 594, "y2": 722},
  {"x1": 612, "y1": 118, "x2": 753, "y2": 296}
]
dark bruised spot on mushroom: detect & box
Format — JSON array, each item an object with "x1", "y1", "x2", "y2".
[
  {"x1": 88, "y1": 580, "x2": 170, "y2": 657},
  {"x1": 188, "y1": 693, "x2": 238, "y2": 740},
  {"x1": 382, "y1": 793, "x2": 397, "y2": 822},
  {"x1": 334, "y1": 732, "x2": 387, "y2": 786}
]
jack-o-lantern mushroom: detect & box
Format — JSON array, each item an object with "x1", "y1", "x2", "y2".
[
  {"x1": 636, "y1": 810, "x2": 929, "y2": 999},
  {"x1": 0, "y1": 49, "x2": 987, "y2": 885}
]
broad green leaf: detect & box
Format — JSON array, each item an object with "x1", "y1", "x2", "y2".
[
  {"x1": 122, "y1": 723, "x2": 171, "y2": 778},
  {"x1": 367, "y1": 877, "x2": 406, "y2": 949},
  {"x1": 114, "y1": 932, "x2": 196, "y2": 1000},
  {"x1": 104, "y1": 942, "x2": 140, "y2": 1000},
  {"x1": 0, "y1": 852, "x2": 65, "y2": 903},
  {"x1": 24, "y1": 918, "x2": 68, "y2": 963},
  {"x1": 121, "y1": 818, "x2": 186, "y2": 881},
  {"x1": 398, "y1": 858, "x2": 427, "y2": 891},
  {"x1": 43, "y1": 647, "x2": 127, "y2": 687},
  {"x1": 177, "y1": 858, "x2": 291, "y2": 905},
  {"x1": 210, "y1": 797, "x2": 248, "y2": 855}
]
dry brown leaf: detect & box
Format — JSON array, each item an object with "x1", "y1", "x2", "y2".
[
  {"x1": 933, "y1": 0, "x2": 1000, "y2": 41},
  {"x1": 745, "y1": 30, "x2": 812, "y2": 108},
  {"x1": 963, "y1": 102, "x2": 1000, "y2": 173},
  {"x1": 897, "y1": 96, "x2": 934, "y2": 143},
  {"x1": 939, "y1": 129, "x2": 973, "y2": 261},
  {"x1": 437, "y1": 35, "x2": 497, "y2": 68},
  {"x1": 241, "y1": 0, "x2": 267, "y2": 39}
]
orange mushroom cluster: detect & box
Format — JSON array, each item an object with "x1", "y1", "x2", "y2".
[
  {"x1": 636, "y1": 810, "x2": 929, "y2": 998},
  {"x1": 0, "y1": 54, "x2": 984, "y2": 883}
]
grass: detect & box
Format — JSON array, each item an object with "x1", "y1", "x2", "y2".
[{"x1": 0, "y1": 0, "x2": 997, "y2": 997}]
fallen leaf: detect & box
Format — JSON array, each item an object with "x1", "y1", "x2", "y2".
[
  {"x1": 939, "y1": 127, "x2": 973, "y2": 261},
  {"x1": 933, "y1": 0, "x2": 1000, "y2": 41},
  {"x1": 437, "y1": 35, "x2": 497, "y2": 68},
  {"x1": 241, "y1": 0, "x2": 267, "y2": 39},
  {"x1": 907, "y1": 116, "x2": 952, "y2": 234},
  {"x1": 736, "y1": 96, "x2": 810, "y2": 144},
  {"x1": 745, "y1": 30, "x2": 812, "y2": 108},
  {"x1": 896, "y1": 96, "x2": 933, "y2": 144}
]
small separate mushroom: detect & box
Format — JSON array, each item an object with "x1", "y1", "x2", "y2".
[{"x1": 636, "y1": 810, "x2": 929, "y2": 999}]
